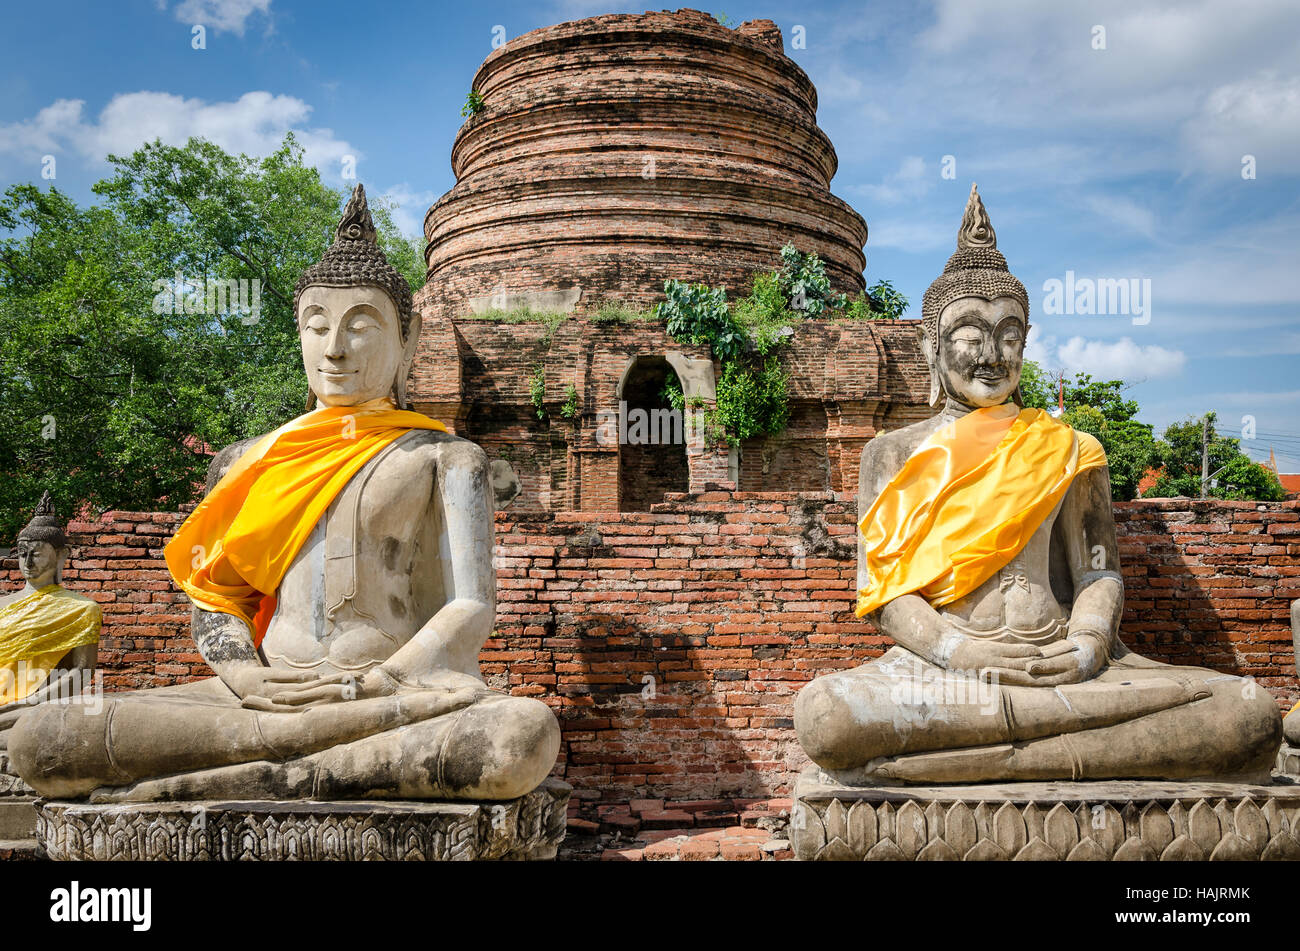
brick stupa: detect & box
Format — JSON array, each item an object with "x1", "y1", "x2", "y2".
[{"x1": 410, "y1": 10, "x2": 930, "y2": 511}]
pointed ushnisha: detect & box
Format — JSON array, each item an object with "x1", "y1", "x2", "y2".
[
  {"x1": 17, "y1": 490, "x2": 68, "y2": 547},
  {"x1": 294, "y1": 183, "x2": 413, "y2": 342},
  {"x1": 956, "y1": 182, "x2": 996, "y2": 250},
  {"x1": 920, "y1": 183, "x2": 1029, "y2": 352}
]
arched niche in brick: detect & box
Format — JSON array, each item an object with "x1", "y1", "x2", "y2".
[{"x1": 615, "y1": 354, "x2": 692, "y2": 511}]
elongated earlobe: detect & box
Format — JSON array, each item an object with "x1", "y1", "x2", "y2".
[
  {"x1": 394, "y1": 313, "x2": 423, "y2": 411},
  {"x1": 919, "y1": 326, "x2": 943, "y2": 408}
]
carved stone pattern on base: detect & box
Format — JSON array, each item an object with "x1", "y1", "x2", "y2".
[
  {"x1": 0, "y1": 752, "x2": 35, "y2": 798},
  {"x1": 792, "y1": 768, "x2": 1300, "y2": 861},
  {"x1": 36, "y1": 778, "x2": 571, "y2": 861}
]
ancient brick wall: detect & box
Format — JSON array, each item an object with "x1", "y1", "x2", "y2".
[
  {"x1": 4, "y1": 496, "x2": 1296, "y2": 801},
  {"x1": 408, "y1": 314, "x2": 932, "y2": 508}
]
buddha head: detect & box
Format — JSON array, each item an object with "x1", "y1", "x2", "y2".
[
  {"x1": 15, "y1": 491, "x2": 68, "y2": 588},
  {"x1": 293, "y1": 184, "x2": 421, "y2": 410},
  {"x1": 920, "y1": 184, "x2": 1030, "y2": 409}
]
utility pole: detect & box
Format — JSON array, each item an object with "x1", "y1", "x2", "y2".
[{"x1": 1200, "y1": 414, "x2": 1210, "y2": 499}]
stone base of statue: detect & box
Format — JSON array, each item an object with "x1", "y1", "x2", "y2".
[
  {"x1": 0, "y1": 751, "x2": 40, "y2": 858},
  {"x1": 35, "y1": 778, "x2": 571, "y2": 861},
  {"x1": 1276, "y1": 743, "x2": 1300, "y2": 779},
  {"x1": 791, "y1": 766, "x2": 1300, "y2": 861}
]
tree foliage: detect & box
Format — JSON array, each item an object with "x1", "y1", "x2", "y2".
[
  {"x1": 1146, "y1": 411, "x2": 1285, "y2": 501},
  {"x1": 0, "y1": 134, "x2": 424, "y2": 539},
  {"x1": 1018, "y1": 366, "x2": 1159, "y2": 501}
]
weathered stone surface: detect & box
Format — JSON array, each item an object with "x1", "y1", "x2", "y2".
[
  {"x1": 423, "y1": 9, "x2": 867, "y2": 325},
  {"x1": 8, "y1": 189, "x2": 563, "y2": 809},
  {"x1": 37, "y1": 778, "x2": 571, "y2": 861},
  {"x1": 793, "y1": 186, "x2": 1284, "y2": 786},
  {"x1": 1279, "y1": 743, "x2": 1300, "y2": 777},
  {"x1": 792, "y1": 767, "x2": 1300, "y2": 861},
  {"x1": 4, "y1": 496, "x2": 1297, "y2": 803}
]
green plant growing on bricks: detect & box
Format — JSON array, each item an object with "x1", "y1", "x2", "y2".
[
  {"x1": 461, "y1": 90, "x2": 486, "y2": 118},
  {"x1": 655, "y1": 248, "x2": 907, "y2": 447},
  {"x1": 528, "y1": 364, "x2": 546, "y2": 420},
  {"x1": 560, "y1": 384, "x2": 580, "y2": 420}
]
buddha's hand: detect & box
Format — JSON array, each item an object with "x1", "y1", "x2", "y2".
[
  {"x1": 945, "y1": 636, "x2": 1043, "y2": 681},
  {"x1": 239, "y1": 666, "x2": 400, "y2": 712},
  {"x1": 225, "y1": 666, "x2": 330, "y2": 704},
  {"x1": 968, "y1": 632, "x2": 1106, "y2": 688}
]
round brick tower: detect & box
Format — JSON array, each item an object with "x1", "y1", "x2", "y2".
[{"x1": 421, "y1": 8, "x2": 869, "y2": 319}]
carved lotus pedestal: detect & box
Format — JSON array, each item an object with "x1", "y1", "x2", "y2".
[
  {"x1": 791, "y1": 766, "x2": 1300, "y2": 861},
  {"x1": 35, "y1": 778, "x2": 571, "y2": 861},
  {"x1": 0, "y1": 752, "x2": 39, "y2": 858}
]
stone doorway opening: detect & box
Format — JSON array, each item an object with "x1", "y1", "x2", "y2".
[{"x1": 617, "y1": 356, "x2": 689, "y2": 511}]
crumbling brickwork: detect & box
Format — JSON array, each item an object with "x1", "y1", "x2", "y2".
[
  {"x1": 408, "y1": 314, "x2": 932, "y2": 509},
  {"x1": 8, "y1": 496, "x2": 1296, "y2": 801},
  {"x1": 421, "y1": 9, "x2": 868, "y2": 324}
]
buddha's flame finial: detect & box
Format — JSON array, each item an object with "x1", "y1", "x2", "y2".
[
  {"x1": 956, "y1": 182, "x2": 997, "y2": 251},
  {"x1": 18, "y1": 489, "x2": 67, "y2": 546},
  {"x1": 335, "y1": 184, "x2": 378, "y2": 245}
]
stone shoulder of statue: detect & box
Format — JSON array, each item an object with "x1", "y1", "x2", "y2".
[
  {"x1": 10, "y1": 184, "x2": 560, "y2": 803},
  {"x1": 795, "y1": 184, "x2": 1281, "y2": 786}
]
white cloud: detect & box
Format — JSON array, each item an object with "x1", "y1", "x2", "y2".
[
  {"x1": 1083, "y1": 194, "x2": 1156, "y2": 239},
  {"x1": 379, "y1": 184, "x2": 438, "y2": 239},
  {"x1": 847, "y1": 155, "x2": 931, "y2": 205},
  {"x1": 167, "y1": 0, "x2": 271, "y2": 35},
  {"x1": 0, "y1": 91, "x2": 355, "y2": 175},
  {"x1": 1055, "y1": 335, "x2": 1186, "y2": 380},
  {"x1": 861, "y1": 217, "x2": 951, "y2": 253},
  {"x1": 1182, "y1": 73, "x2": 1300, "y2": 174}
]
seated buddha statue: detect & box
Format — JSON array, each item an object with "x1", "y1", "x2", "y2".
[
  {"x1": 794, "y1": 185, "x2": 1281, "y2": 785},
  {"x1": 10, "y1": 185, "x2": 560, "y2": 802},
  {"x1": 1286, "y1": 600, "x2": 1299, "y2": 748},
  {"x1": 0, "y1": 493, "x2": 101, "y2": 747}
]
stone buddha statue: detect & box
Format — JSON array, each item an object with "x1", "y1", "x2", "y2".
[
  {"x1": 10, "y1": 185, "x2": 560, "y2": 803},
  {"x1": 794, "y1": 185, "x2": 1281, "y2": 785},
  {"x1": 1285, "y1": 600, "x2": 1299, "y2": 749},
  {"x1": 0, "y1": 492, "x2": 101, "y2": 747}
]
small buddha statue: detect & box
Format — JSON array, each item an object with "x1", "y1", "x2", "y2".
[
  {"x1": 10, "y1": 185, "x2": 560, "y2": 801},
  {"x1": 0, "y1": 492, "x2": 101, "y2": 749},
  {"x1": 793, "y1": 185, "x2": 1281, "y2": 784}
]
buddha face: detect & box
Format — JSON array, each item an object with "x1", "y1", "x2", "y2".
[
  {"x1": 935, "y1": 296, "x2": 1026, "y2": 407},
  {"x1": 16, "y1": 539, "x2": 63, "y2": 587},
  {"x1": 298, "y1": 285, "x2": 404, "y2": 407}
]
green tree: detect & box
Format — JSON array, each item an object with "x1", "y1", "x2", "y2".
[
  {"x1": 1017, "y1": 365, "x2": 1158, "y2": 501},
  {"x1": 1145, "y1": 412, "x2": 1285, "y2": 501},
  {"x1": 0, "y1": 133, "x2": 424, "y2": 539}
]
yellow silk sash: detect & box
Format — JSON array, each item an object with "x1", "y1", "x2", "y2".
[
  {"x1": 164, "y1": 398, "x2": 447, "y2": 647},
  {"x1": 855, "y1": 405, "x2": 1107, "y2": 618},
  {"x1": 0, "y1": 584, "x2": 102, "y2": 704}
]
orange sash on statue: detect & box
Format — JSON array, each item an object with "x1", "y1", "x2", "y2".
[
  {"x1": 855, "y1": 404, "x2": 1107, "y2": 618},
  {"x1": 164, "y1": 398, "x2": 446, "y2": 646}
]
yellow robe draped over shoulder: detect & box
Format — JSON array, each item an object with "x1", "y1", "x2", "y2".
[
  {"x1": 164, "y1": 398, "x2": 447, "y2": 647},
  {"x1": 855, "y1": 404, "x2": 1108, "y2": 618},
  {"x1": 0, "y1": 584, "x2": 102, "y2": 704}
]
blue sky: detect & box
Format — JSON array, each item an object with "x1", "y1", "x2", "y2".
[{"x1": 2, "y1": 0, "x2": 1298, "y2": 469}]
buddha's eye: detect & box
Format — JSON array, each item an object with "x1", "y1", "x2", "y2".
[{"x1": 305, "y1": 316, "x2": 329, "y2": 334}]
